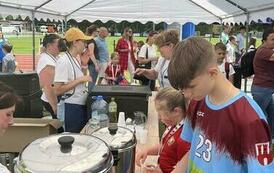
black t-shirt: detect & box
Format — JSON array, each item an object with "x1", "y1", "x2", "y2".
[{"x1": 87, "y1": 39, "x2": 99, "y2": 65}]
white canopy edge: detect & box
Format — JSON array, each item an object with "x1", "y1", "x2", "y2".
[{"x1": 0, "y1": 0, "x2": 273, "y2": 25}]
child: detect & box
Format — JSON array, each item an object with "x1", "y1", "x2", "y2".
[
  {"x1": 226, "y1": 36, "x2": 238, "y2": 64},
  {"x1": 215, "y1": 42, "x2": 235, "y2": 83},
  {"x1": 168, "y1": 37, "x2": 273, "y2": 173},
  {"x1": 136, "y1": 87, "x2": 190, "y2": 173},
  {"x1": 104, "y1": 52, "x2": 121, "y2": 85},
  {"x1": 2, "y1": 43, "x2": 16, "y2": 73}
]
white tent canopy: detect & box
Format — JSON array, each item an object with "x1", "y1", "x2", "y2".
[{"x1": 0, "y1": 0, "x2": 274, "y2": 24}]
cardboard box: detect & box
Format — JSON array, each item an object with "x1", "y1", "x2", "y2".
[{"x1": 0, "y1": 118, "x2": 62, "y2": 153}]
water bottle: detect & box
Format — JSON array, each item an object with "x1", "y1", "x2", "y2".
[
  {"x1": 108, "y1": 97, "x2": 117, "y2": 124},
  {"x1": 57, "y1": 97, "x2": 65, "y2": 130},
  {"x1": 91, "y1": 95, "x2": 109, "y2": 128},
  {"x1": 86, "y1": 118, "x2": 100, "y2": 134}
]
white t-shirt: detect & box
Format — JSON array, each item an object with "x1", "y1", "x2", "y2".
[
  {"x1": 54, "y1": 52, "x2": 88, "y2": 105},
  {"x1": 37, "y1": 52, "x2": 58, "y2": 103},
  {"x1": 0, "y1": 163, "x2": 10, "y2": 173},
  {"x1": 138, "y1": 44, "x2": 158, "y2": 68},
  {"x1": 226, "y1": 42, "x2": 236, "y2": 63},
  {"x1": 154, "y1": 57, "x2": 171, "y2": 88},
  {"x1": 218, "y1": 62, "x2": 235, "y2": 77},
  {"x1": 236, "y1": 33, "x2": 245, "y2": 51}
]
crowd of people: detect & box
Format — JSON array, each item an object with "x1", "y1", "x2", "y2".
[
  {"x1": 0, "y1": 24, "x2": 274, "y2": 173},
  {"x1": 35, "y1": 26, "x2": 178, "y2": 133}
]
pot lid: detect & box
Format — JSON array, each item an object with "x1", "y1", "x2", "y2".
[
  {"x1": 17, "y1": 133, "x2": 113, "y2": 173},
  {"x1": 92, "y1": 126, "x2": 136, "y2": 150}
]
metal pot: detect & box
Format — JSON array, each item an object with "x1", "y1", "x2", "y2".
[
  {"x1": 14, "y1": 133, "x2": 113, "y2": 173},
  {"x1": 92, "y1": 126, "x2": 136, "y2": 173}
]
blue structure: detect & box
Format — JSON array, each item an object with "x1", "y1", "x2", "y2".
[{"x1": 182, "y1": 22, "x2": 195, "y2": 39}]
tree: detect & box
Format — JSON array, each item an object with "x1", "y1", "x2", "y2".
[
  {"x1": 15, "y1": 15, "x2": 23, "y2": 21},
  {"x1": 5, "y1": 15, "x2": 13, "y2": 21}
]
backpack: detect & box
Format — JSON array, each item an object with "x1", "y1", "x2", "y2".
[{"x1": 240, "y1": 49, "x2": 257, "y2": 78}]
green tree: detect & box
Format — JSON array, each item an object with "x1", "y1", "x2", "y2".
[{"x1": 5, "y1": 15, "x2": 13, "y2": 21}]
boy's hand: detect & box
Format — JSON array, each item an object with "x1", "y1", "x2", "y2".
[
  {"x1": 145, "y1": 165, "x2": 163, "y2": 173},
  {"x1": 135, "y1": 149, "x2": 147, "y2": 167}
]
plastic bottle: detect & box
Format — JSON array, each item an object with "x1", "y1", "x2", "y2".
[
  {"x1": 57, "y1": 97, "x2": 65, "y2": 130},
  {"x1": 91, "y1": 95, "x2": 109, "y2": 128},
  {"x1": 108, "y1": 97, "x2": 117, "y2": 124}
]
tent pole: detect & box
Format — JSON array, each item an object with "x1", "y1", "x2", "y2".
[
  {"x1": 64, "y1": 17, "x2": 68, "y2": 32},
  {"x1": 244, "y1": 12, "x2": 250, "y2": 93},
  {"x1": 31, "y1": 11, "x2": 35, "y2": 71},
  {"x1": 220, "y1": 18, "x2": 223, "y2": 42},
  {"x1": 61, "y1": 20, "x2": 64, "y2": 34}
]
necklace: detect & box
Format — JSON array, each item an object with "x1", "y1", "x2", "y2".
[{"x1": 158, "y1": 119, "x2": 184, "y2": 155}]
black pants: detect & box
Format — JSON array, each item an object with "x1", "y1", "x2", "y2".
[
  {"x1": 41, "y1": 100, "x2": 57, "y2": 119},
  {"x1": 232, "y1": 64, "x2": 242, "y2": 89},
  {"x1": 42, "y1": 100, "x2": 64, "y2": 133}
]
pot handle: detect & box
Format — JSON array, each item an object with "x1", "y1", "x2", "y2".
[
  {"x1": 58, "y1": 136, "x2": 74, "y2": 153},
  {"x1": 111, "y1": 149, "x2": 120, "y2": 166}
]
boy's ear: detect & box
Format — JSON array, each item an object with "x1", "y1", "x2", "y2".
[
  {"x1": 207, "y1": 66, "x2": 219, "y2": 77},
  {"x1": 173, "y1": 107, "x2": 182, "y2": 114}
]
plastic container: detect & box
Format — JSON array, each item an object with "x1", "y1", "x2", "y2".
[
  {"x1": 91, "y1": 95, "x2": 109, "y2": 128},
  {"x1": 57, "y1": 97, "x2": 65, "y2": 130},
  {"x1": 109, "y1": 97, "x2": 118, "y2": 124}
]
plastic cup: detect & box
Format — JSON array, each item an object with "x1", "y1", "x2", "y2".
[
  {"x1": 139, "y1": 129, "x2": 148, "y2": 144},
  {"x1": 118, "y1": 112, "x2": 126, "y2": 126},
  {"x1": 141, "y1": 156, "x2": 158, "y2": 173},
  {"x1": 135, "y1": 125, "x2": 143, "y2": 141}
]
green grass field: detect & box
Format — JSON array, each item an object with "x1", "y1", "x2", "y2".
[
  {"x1": 7, "y1": 35, "x2": 147, "y2": 55},
  {"x1": 7, "y1": 35, "x2": 262, "y2": 55}
]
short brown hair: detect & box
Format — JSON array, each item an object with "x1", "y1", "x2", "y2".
[
  {"x1": 168, "y1": 37, "x2": 215, "y2": 90},
  {"x1": 2, "y1": 43, "x2": 13, "y2": 53},
  {"x1": 214, "y1": 42, "x2": 226, "y2": 51},
  {"x1": 229, "y1": 36, "x2": 236, "y2": 42},
  {"x1": 86, "y1": 25, "x2": 98, "y2": 36},
  {"x1": 154, "y1": 29, "x2": 179, "y2": 48},
  {"x1": 0, "y1": 82, "x2": 20, "y2": 109},
  {"x1": 155, "y1": 87, "x2": 187, "y2": 115}
]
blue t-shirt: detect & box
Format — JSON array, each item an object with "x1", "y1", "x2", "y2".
[
  {"x1": 0, "y1": 38, "x2": 7, "y2": 62},
  {"x1": 182, "y1": 91, "x2": 274, "y2": 173},
  {"x1": 95, "y1": 37, "x2": 109, "y2": 63}
]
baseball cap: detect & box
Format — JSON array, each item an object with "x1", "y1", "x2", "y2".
[{"x1": 65, "y1": 27, "x2": 92, "y2": 42}]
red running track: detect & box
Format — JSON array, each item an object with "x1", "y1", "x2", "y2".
[{"x1": 15, "y1": 54, "x2": 39, "y2": 71}]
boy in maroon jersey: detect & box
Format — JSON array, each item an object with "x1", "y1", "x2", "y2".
[{"x1": 168, "y1": 37, "x2": 273, "y2": 173}]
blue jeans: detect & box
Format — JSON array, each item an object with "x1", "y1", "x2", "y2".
[
  {"x1": 88, "y1": 63, "x2": 98, "y2": 92},
  {"x1": 64, "y1": 103, "x2": 87, "y2": 133},
  {"x1": 251, "y1": 85, "x2": 274, "y2": 138}
]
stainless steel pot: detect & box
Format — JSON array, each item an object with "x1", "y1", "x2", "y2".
[
  {"x1": 14, "y1": 133, "x2": 113, "y2": 173},
  {"x1": 92, "y1": 126, "x2": 136, "y2": 173}
]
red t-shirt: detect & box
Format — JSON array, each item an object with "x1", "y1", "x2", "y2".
[
  {"x1": 105, "y1": 64, "x2": 121, "y2": 78},
  {"x1": 158, "y1": 125, "x2": 190, "y2": 173},
  {"x1": 105, "y1": 64, "x2": 121, "y2": 85},
  {"x1": 253, "y1": 46, "x2": 274, "y2": 87}
]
